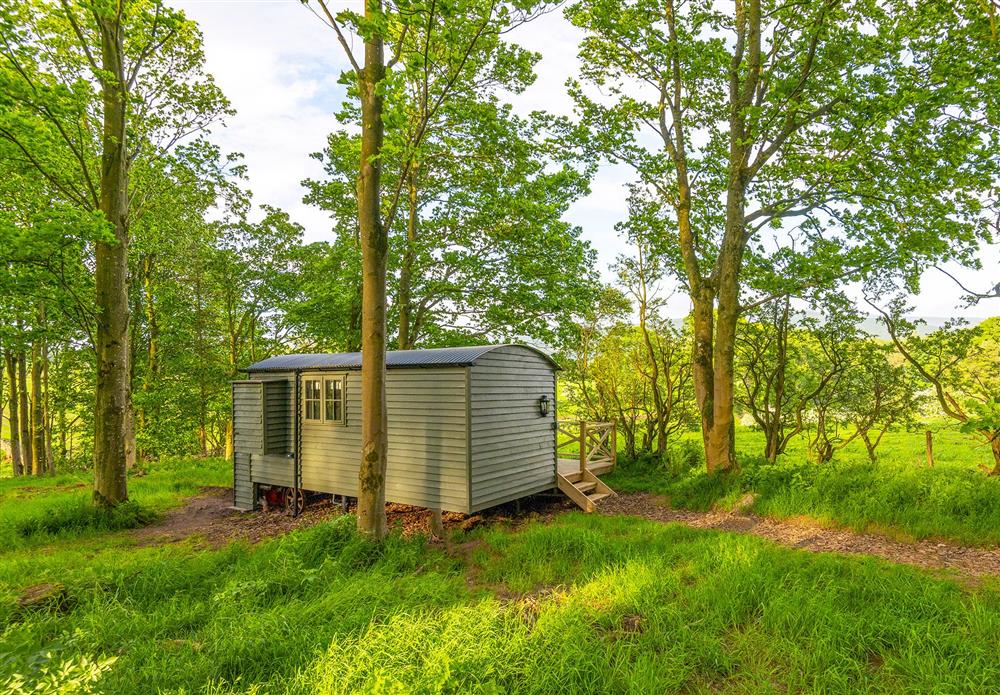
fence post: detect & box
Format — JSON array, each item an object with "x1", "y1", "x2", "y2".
[{"x1": 579, "y1": 421, "x2": 588, "y2": 474}]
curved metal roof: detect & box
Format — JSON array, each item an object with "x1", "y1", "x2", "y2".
[{"x1": 244, "y1": 344, "x2": 559, "y2": 372}]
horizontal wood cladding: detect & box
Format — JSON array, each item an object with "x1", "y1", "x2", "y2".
[
  {"x1": 263, "y1": 379, "x2": 293, "y2": 455},
  {"x1": 232, "y1": 381, "x2": 263, "y2": 454},
  {"x1": 240, "y1": 347, "x2": 560, "y2": 514},
  {"x1": 252, "y1": 454, "x2": 294, "y2": 487},
  {"x1": 234, "y1": 452, "x2": 253, "y2": 510},
  {"x1": 298, "y1": 368, "x2": 471, "y2": 512},
  {"x1": 473, "y1": 479, "x2": 555, "y2": 511},
  {"x1": 469, "y1": 346, "x2": 557, "y2": 511}
]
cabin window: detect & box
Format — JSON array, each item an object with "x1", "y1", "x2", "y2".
[
  {"x1": 303, "y1": 376, "x2": 346, "y2": 424},
  {"x1": 304, "y1": 379, "x2": 322, "y2": 421},
  {"x1": 324, "y1": 378, "x2": 344, "y2": 423}
]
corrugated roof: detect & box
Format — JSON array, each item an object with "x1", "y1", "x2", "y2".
[{"x1": 244, "y1": 344, "x2": 559, "y2": 372}]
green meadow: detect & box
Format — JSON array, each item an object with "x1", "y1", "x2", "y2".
[{"x1": 2, "y1": 444, "x2": 1000, "y2": 694}]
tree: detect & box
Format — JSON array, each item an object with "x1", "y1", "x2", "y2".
[
  {"x1": 735, "y1": 294, "x2": 860, "y2": 462},
  {"x1": 872, "y1": 302, "x2": 1000, "y2": 474},
  {"x1": 838, "y1": 340, "x2": 921, "y2": 462},
  {"x1": 804, "y1": 316, "x2": 858, "y2": 464},
  {"x1": 305, "y1": 0, "x2": 559, "y2": 538},
  {"x1": 0, "y1": 0, "x2": 229, "y2": 503},
  {"x1": 614, "y1": 203, "x2": 692, "y2": 456},
  {"x1": 568, "y1": 0, "x2": 1000, "y2": 472}
]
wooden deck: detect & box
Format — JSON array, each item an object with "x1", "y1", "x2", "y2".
[
  {"x1": 558, "y1": 457, "x2": 615, "y2": 482},
  {"x1": 556, "y1": 420, "x2": 617, "y2": 511}
]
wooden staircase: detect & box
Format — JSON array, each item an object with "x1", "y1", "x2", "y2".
[{"x1": 557, "y1": 420, "x2": 617, "y2": 512}]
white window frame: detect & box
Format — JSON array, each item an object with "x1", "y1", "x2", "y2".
[
  {"x1": 303, "y1": 378, "x2": 322, "y2": 422},
  {"x1": 323, "y1": 376, "x2": 345, "y2": 424},
  {"x1": 302, "y1": 374, "x2": 347, "y2": 425}
]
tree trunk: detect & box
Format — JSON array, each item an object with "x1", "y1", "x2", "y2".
[
  {"x1": 43, "y1": 348, "x2": 53, "y2": 473},
  {"x1": 92, "y1": 12, "x2": 131, "y2": 506},
  {"x1": 989, "y1": 437, "x2": 1000, "y2": 476},
  {"x1": 925, "y1": 430, "x2": 934, "y2": 468},
  {"x1": 224, "y1": 420, "x2": 234, "y2": 461},
  {"x1": 0, "y1": 352, "x2": 4, "y2": 473},
  {"x1": 4, "y1": 353, "x2": 22, "y2": 476},
  {"x1": 690, "y1": 287, "x2": 720, "y2": 470},
  {"x1": 31, "y1": 336, "x2": 47, "y2": 476},
  {"x1": 139, "y1": 254, "x2": 158, "y2": 456},
  {"x1": 428, "y1": 507, "x2": 444, "y2": 539},
  {"x1": 397, "y1": 165, "x2": 418, "y2": 350},
  {"x1": 355, "y1": 4, "x2": 389, "y2": 540},
  {"x1": 18, "y1": 352, "x2": 32, "y2": 475},
  {"x1": 861, "y1": 432, "x2": 878, "y2": 463},
  {"x1": 58, "y1": 362, "x2": 67, "y2": 464}
]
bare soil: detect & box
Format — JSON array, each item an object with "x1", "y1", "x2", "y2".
[
  {"x1": 131, "y1": 487, "x2": 342, "y2": 547},
  {"x1": 131, "y1": 487, "x2": 571, "y2": 548},
  {"x1": 600, "y1": 492, "x2": 1000, "y2": 581}
]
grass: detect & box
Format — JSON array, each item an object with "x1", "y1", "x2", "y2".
[
  {"x1": 0, "y1": 487, "x2": 998, "y2": 693},
  {"x1": 0, "y1": 457, "x2": 231, "y2": 552},
  {"x1": 1, "y1": 450, "x2": 1000, "y2": 692},
  {"x1": 604, "y1": 426, "x2": 1000, "y2": 547}
]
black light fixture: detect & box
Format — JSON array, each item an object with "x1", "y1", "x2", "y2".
[{"x1": 538, "y1": 394, "x2": 550, "y2": 417}]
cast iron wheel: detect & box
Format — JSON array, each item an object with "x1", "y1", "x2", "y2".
[{"x1": 285, "y1": 487, "x2": 306, "y2": 516}]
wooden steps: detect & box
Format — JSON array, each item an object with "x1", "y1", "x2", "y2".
[
  {"x1": 555, "y1": 420, "x2": 618, "y2": 512},
  {"x1": 557, "y1": 469, "x2": 615, "y2": 512}
]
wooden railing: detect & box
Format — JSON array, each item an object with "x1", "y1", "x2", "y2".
[{"x1": 557, "y1": 420, "x2": 617, "y2": 474}]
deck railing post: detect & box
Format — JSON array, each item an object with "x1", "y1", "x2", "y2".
[
  {"x1": 579, "y1": 420, "x2": 588, "y2": 474},
  {"x1": 611, "y1": 421, "x2": 617, "y2": 468}
]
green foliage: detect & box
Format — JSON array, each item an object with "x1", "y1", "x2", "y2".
[{"x1": 301, "y1": 0, "x2": 599, "y2": 350}]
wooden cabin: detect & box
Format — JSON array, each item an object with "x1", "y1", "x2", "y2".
[{"x1": 231, "y1": 344, "x2": 615, "y2": 514}]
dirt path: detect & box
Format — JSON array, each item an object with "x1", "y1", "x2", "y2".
[
  {"x1": 131, "y1": 487, "x2": 481, "y2": 548},
  {"x1": 600, "y1": 493, "x2": 1000, "y2": 581}
]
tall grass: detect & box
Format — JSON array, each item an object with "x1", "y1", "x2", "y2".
[
  {"x1": 3, "y1": 505, "x2": 1000, "y2": 694},
  {"x1": 2, "y1": 453, "x2": 1000, "y2": 692}
]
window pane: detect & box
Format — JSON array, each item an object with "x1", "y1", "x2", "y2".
[
  {"x1": 324, "y1": 379, "x2": 343, "y2": 422},
  {"x1": 306, "y1": 400, "x2": 320, "y2": 420},
  {"x1": 304, "y1": 380, "x2": 321, "y2": 420},
  {"x1": 324, "y1": 379, "x2": 340, "y2": 401}
]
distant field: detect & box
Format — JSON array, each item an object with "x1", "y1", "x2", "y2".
[{"x1": 1, "y1": 459, "x2": 999, "y2": 693}]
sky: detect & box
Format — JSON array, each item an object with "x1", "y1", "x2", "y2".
[{"x1": 176, "y1": 0, "x2": 999, "y2": 321}]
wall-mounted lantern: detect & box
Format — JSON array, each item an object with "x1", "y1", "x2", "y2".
[{"x1": 538, "y1": 394, "x2": 550, "y2": 417}]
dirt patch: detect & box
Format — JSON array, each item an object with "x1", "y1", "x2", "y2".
[
  {"x1": 132, "y1": 487, "x2": 343, "y2": 548},
  {"x1": 600, "y1": 493, "x2": 1000, "y2": 581},
  {"x1": 131, "y1": 488, "x2": 566, "y2": 548}
]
